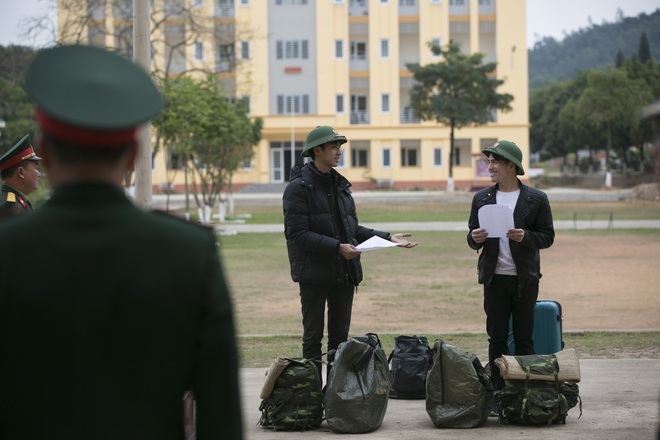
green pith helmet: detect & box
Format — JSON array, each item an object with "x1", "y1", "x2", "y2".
[
  {"x1": 482, "y1": 140, "x2": 525, "y2": 176},
  {"x1": 301, "y1": 126, "x2": 347, "y2": 157}
]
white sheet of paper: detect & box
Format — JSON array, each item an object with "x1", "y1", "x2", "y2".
[
  {"x1": 356, "y1": 236, "x2": 400, "y2": 252},
  {"x1": 478, "y1": 204, "x2": 514, "y2": 238}
]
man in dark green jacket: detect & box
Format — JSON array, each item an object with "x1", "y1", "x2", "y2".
[
  {"x1": 0, "y1": 45, "x2": 242, "y2": 440},
  {"x1": 0, "y1": 134, "x2": 42, "y2": 217}
]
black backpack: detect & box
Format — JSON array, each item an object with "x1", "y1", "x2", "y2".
[{"x1": 388, "y1": 335, "x2": 432, "y2": 399}]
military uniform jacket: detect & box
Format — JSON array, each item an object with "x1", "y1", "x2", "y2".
[
  {"x1": 0, "y1": 183, "x2": 33, "y2": 218},
  {"x1": 0, "y1": 183, "x2": 242, "y2": 440}
]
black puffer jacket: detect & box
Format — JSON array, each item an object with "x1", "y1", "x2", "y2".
[
  {"x1": 466, "y1": 182, "x2": 555, "y2": 288},
  {"x1": 283, "y1": 163, "x2": 388, "y2": 286}
]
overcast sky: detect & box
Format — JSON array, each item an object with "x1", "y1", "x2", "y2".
[{"x1": 0, "y1": 0, "x2": 658, "y2": 49}]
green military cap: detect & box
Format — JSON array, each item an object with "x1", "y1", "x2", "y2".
[
  {"x1": 482, "y1": 140, "x2": 525, "y2": 176},
  {"x1": 302, "y1": 126, "x2": 347, "y2": 157},
  {"x1": 25, "y1": 45, "x2": 162, "y2": 146},
  {"x1": 0, "y1": 134, "x2": 41, "y2": 173}
]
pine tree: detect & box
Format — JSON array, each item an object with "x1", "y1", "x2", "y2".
[
  {"x1": 638, "y1": 32, "x2": 651, "y2": 63},
  {"x1": 615, "y1": 49, "x2": 625, "y2": 68}
]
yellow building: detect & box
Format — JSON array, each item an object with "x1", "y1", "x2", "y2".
[{"x1": 58, "y1": 0, "x2": 528, "y2": 192}]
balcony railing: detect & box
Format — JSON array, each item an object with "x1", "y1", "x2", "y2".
[
  {"x1": 215, "y1": 5, "x2": 235, "y2": 17},
  {"x1": 401, "y1": 107, "x2": 420, "y2": 124},
  {"x1": 350, "y1": 111, "x2": 369, "y2": 125}
]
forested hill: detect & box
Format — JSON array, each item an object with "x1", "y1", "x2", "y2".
[{"x1": 529, "y1": 8, "x2": 660, "y2": 90}]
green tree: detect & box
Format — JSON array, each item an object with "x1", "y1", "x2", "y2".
[
  {"x1": 615, "y1": 49, "x2": 625, "y2": 68},
  {"x1": 154, "y1": 75, "x2": 262, "y2": 220},
  {"x1": 575, "y1": 68, "x2": 652, "y2": 179},
  {"x1": 638, "y1": 31, "x2": 651, "y2": 63},
  {"x1": 407, "y1": 41, "x2": 513, "y2": 190},
  {"x1": 529, "y1": 71, "x2": 594, "y2": 166},
  {"x1": 0, "y1": 46, "x2": 38, "y2": 151}
]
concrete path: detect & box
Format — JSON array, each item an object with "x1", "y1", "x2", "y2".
[
  {"x1": 216, "y1": 219, "x2": 660, "y2": 235},
  {"x1": 242, "y1": 359, "x2": 660, "y2": 439}
]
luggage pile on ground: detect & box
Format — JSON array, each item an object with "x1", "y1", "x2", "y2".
[{"x1": 257, "y1": 300, "x2": 583, "y2": 432}]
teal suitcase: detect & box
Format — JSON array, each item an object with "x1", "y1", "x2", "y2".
[{"x1": 508, "y1": 300, "x2": 564, "y2": 355}]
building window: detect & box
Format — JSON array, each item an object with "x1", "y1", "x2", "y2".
[
  {"x1": 380, "y1": 39, "x2": 389, "y2": 58},
  {"x1": 194, "y1": 41, "x2": 204, "y2": 61},
  {"x1": 276, "y1": 94, "x2": 310, "y2": 114},
  {"x1": 401, "y1": 146, "x2": 419, "y2": 166},
  {"x1": 337, "y1": 153, "x2": 346, "y2": 168},
  {"x1": 382, "y1": 147, "x2": 391, "y2": 168},
  {"x1": 351, "y1": 148, "x2": 369, "y2": 167},
  {"x1": 381, "y1": 93, "x2": 390, "y2": 113},
  {"x1": 335, "y1": 39, "x2": 344, "y2": 59},
  {"x1": 350, "y1": 95, "x2": 368, "y2": 124},
  {"x1": 191, "y1": 0, "x2": 202, "y2": 6},
  {"x1": 430, "y1": 0, "x2": 441, "y2": 3},
  {"x1": 276, "y1": 40, "x2": 309, "y2": 60},
  {"x1": 239, "y1": 0, "x2": 249, "y2": 5},
  {"x1": 336, "y1": 94, "x2": 345, "y2": 114},
  {"x1": 240, "y1": 41, "x2": 250, "y2": 60},
  {"x1": 276, "y1": 0, "x2": 309, "y2": 4},
  {"x1": 216, "y1": 43, "x2": 235, "y2": 71},
  {"x1": 350, "y1": 41, "x2": 367, "y2": 60},
  {"x1": 433, "y1": 147, "x2": 443, "y2": 167}
]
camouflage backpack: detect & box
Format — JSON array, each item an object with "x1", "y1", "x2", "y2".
[
  {"x1": 258, "y1": 356, "x2": 324, "y2": 431},
  {"x1": 498, "y1": 354, "x2": 581, "y2": 425}
]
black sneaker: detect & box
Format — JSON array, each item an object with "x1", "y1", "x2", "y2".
[{"x1": 489, "y1": 391, "x2": 501, "y2": 418}]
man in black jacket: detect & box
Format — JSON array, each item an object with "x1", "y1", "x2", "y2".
[
  {"x1": 283, "y1": 125, "x2": 417, "y2": 380},
  {"x1": 467, "y1": 140, "x2": 555, "y2": 392}
]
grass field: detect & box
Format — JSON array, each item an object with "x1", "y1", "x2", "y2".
[
  {"x1": 217, "y1": 199, "x2": 660, "y2": 368},
  {"x1": 226, "y1": 199, "x2": 660, "y2": 224}
]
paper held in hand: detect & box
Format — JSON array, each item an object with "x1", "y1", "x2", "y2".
[
  {"x1": 478, "y1": 204, "x2": 514, "y2": 238},
  {"x1": 356, "y1": 236, "x2": 400, "y2": 252}
]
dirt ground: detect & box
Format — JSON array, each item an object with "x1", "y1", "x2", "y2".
[
  {"x1": 347, "y1": 233, "x2": 660, "y2": 334},
  {"x1": 230, "y1": 232, "x2": 660, "y2": 337},
  {"x1": 538, "y1": 234, "x2": 660, "y2": 331}
]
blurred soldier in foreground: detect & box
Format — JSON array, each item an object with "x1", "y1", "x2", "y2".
[
  {"x1": 0, "y1": 45, "x2": 242, "y2": 440},
  {"x1": 0, "y1": 134, "x2": 41, "y2": 217}
]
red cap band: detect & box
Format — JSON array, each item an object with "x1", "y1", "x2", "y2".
[
  {"x1": 35, "y1": 108, "x2": 137, "y2": 147},
  {"x1": 0, "y1": 147, "x2": 38, "y2": 172}
]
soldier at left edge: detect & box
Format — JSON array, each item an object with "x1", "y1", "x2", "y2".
[{"x1": 0, "y1": 134, "x2": 42, "y2": 218}]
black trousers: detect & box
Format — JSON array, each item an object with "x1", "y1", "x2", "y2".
[
  {"x1": 299, "y1": 281, "x2": 355, "y2": 383},
  {"x1": 484, "y1": 274, "x2": 539, "y2": 390}
]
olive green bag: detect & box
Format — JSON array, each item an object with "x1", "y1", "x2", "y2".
[
  {"x1": 258, "y1": 355, "x2": 324, "y2": 431},
  {"x1": 498, "y1": 354, "x2": 582, "y2": 425}
]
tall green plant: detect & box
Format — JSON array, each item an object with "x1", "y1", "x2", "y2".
[
  {"x1": 575, "y1": 69, "x2": 652, "y2": 174},
  {"x1": 407, "y1": 41, "x2": 513, "y2": 189},
  {"x1": 154, "y1": 75, "x2": 262, "y2": 218}
]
